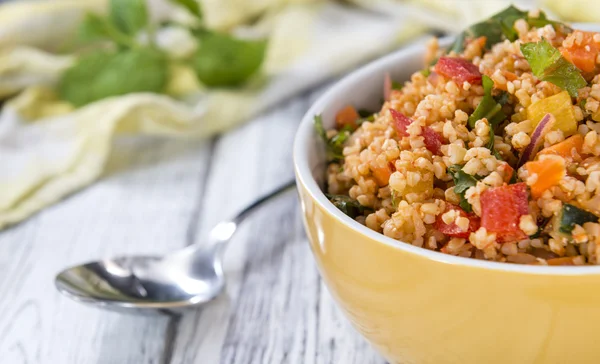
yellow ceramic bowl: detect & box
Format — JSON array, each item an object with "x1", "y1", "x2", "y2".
[{"x1": 293, "y1": 28, "x2": 600, "y2": 364}]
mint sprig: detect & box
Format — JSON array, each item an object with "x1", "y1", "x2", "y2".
[{"x1": 59, "y1": 0, "x2": 268, "y2": 107}]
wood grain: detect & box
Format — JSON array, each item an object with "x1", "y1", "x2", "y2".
[
  {"x1": 0, "y1": 138, "x2": 213, "y2": 364},
  {"x1": 169, "y1": 90, "x2": 387, "y2": 364},
  {"x1": 0, "y1": 88, "x2": 387, "y2": 363}
]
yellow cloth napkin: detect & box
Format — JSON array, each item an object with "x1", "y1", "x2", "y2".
[{"x1": 0, "y1": 0, "x2": 427, "y2": 229}]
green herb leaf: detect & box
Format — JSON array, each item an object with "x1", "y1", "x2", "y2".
[
  {"x1": 326, "y1": 194, "x2": 371, "y2": 218},
  {"x1": 448, "y1": 5, "x2": 570, "y2": 53},
  {"x1": 170, "y1": 0, "x2": 202, "y2": 19},
  {"x1": 314, "y1": 114, "x2": 328, "y2": 141},
  {"x1": 109, "y1": 0, "x2": 148, "y2": 36},
  {"x1": 192, "y1": 31, "x2": 267, "y2": 87},
  {"x1": 392, "y1": 80, "x2": 403, "y2": 90},
  {"x1": 79, "y1": 13, "x2": 137, "y2": 48},
  {"x1": 59, "y1": 48, "x2": 168, "y2": 107},
  {"x1": 487, "y1": 127, "x2": 504, "y2": 160},
  {"x1": 521, "y1": 39, "x2": 587, "y2": 97},
  {"x1": 448, "y1": 165, "x2": 481, "y2": 213},
  {"x1": 468, "y1": 75, "x2": 506, "y2": 129},
  {"x1": 494, "y1": 91, "x2": 510, "y2": 105},
  {"x1": 356, "y1": 109, "x2": 376, "y2": 126},
  {"x1": 314, "y1": 115, "x2": 351, "y2": 162}
]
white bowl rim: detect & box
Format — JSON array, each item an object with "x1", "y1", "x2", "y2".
[{"x1": 293, "y1": 23, "x2": 600, "y2": 276}]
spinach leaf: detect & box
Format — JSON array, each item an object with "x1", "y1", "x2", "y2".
[
  {"x1": 192, "y1": 31, "x2": 267, "y2": 87},
  {"x1": 447, "y1": 165, "x2": 481, "y2": 212},
  {"x1": 468, "y1": 75, "x2": 506, "y2": 129},
  {"x1": 326, "y1": 194, "x2": 371, "y2": 218},
  {"x1": 449, "y1": 5, "x2": 570, "y2": 53},
  {"x1": 314, "y1": 115, "x2": 351, "y2": 162},
  {"x1": 79, "y1": 13, "x2": 137, "y2": 48},
  {"x1": 170, "y1": 0, "x2": 202, "y2": 19},
  {"x1": 109, "y1": 0, "x2": 148, "y2": 36},
  {"x1": 521, "y1": 39, "x2": 587, "y2": 97},
  {"x1": 58, "y1": 48, "x2": 168, "y2": 107}
]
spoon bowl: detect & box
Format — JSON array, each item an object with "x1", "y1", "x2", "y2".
[{"x1": 55, "y1": 182, "x2": 295, "y2": 314}]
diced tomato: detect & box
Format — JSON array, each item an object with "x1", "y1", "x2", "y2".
[
  {"x1": 390, "y1": 109, "x2": 444, "y2": 155},
  {"x1": 480, "y1": 183, "x2": 530, "y2": 242},
  {"x1": 434, "y1": 57, "x2": 482, "y2": 85},
  {"x1": 498, "y1": 162, "x2": 514, "y2": 184},
  {"x1": 435, "y1": 204, "x2": 480, "y2": 239},
  {"x1": 422, "y1": 127, "x2": 443, "y2": 156},
  {"x1": 335, "y1": 105, "x2": 359, "y2": 129},
  {"x1": 389, "y1": 109, "x2": 411, "y2": 136}
]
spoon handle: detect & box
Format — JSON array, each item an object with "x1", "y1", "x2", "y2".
[
  {"x1": 232, "y1": 180, "x2": 297, "y2": 224},
  {"x1": 205, "y1": 180, "x2": 297, "y2": 256}
]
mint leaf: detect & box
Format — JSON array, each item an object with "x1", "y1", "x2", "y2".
[
  {"x1": 468, "y1": 75, "x2": 506, "y2": 129},
  {"x1": 170, "y1": 0, "x2": 202, "y2": 19},
  {"x1": 109, "y1": 0, "x2": 148, "y2": 36},
  {"x1": 521, "y1": 39, "x2": 587, "y2": 97},
  {"x1": 192, "y1": 31, "x2": 267, "y2": 87},
  {"x1": 79, "y1": 13, "x2": 137, "y2": 48},
  {"x1": 59, "y1": 48, "x2": 168, "y2": 107}
]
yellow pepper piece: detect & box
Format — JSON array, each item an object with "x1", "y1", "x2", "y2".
[{"x1": 527, "y1": 91, "x2": 578, "y2": 136}]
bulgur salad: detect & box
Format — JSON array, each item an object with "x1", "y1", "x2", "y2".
[{"x1": 317, "y1": 6, "x2": 600, "y2": 266}]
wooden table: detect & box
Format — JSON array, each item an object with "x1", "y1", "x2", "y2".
[{"x1": 0, "y1": 84, "x2": 388, "y2": 363}]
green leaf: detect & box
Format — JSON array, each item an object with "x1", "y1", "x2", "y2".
[
  {"x1": 109, "y1": 0, "x2": 148, "y2": 36},
  {"x1": 192, "y1": 31, "x2": 267, "y2": 87},
  {"x1": 448, "y1": 5, "x2": 570, "y2": 53},
  {"x1": 468, "y1": 75, "x2": 506, "y2": 129},
  {"x1": 314, "y1": 115, "x2": 351, "y2": 162},
  {"x1": 521, "y1": 39, "x2": 587, "y2": 97},
  {"x1": 170, "y1": 0, "x2": 202, "y2": 19},
  {"x1": 447, "y1": 165, "x2": 481, "y2": 213},
  {"x1": 487, "y1": 127, "x2": 504, "y2": 160},
  {"x1": 314, "y1": 114, "x2": 328, "y2": 141},
  {"x1": 494, "y1": 90, "x2": 510, "y2": 105},
  {"x1": 58, "y1": 48, "x2": 168, "y2": 107},
  {"x1": 326, "y1": 194, "x2": 371, "y2": 218},
  {"x1": 79, "y1": 13, "x2": 137, "y2": 48},
  {"x1": 391, "y1": 80, "x2": 403, "y2": 90}
]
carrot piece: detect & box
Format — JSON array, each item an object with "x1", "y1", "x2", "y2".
[
  {"x1": 547, "y1": 257, "x2": 576, "y2": 266},
  {"x1": 525, "y1": 157, "x2": 566, "y2": 198},
  {"x1": 499, "y1": 162, "x2": 514, "y2": 184},
  {"x1": 559, "y1": 31, "x2": 600, "y2": 73},
  {"x1": 335, "y1": 105, "x2": 359, "y2": 129},
  {"x1": 538, "y1": 134, "x2": 584, "y2": 161},
  {"x1": 504, "y1": 71, "x2": 518, "y2": 81},
  {"x1": 372, "y1": 165, "x2": 392, "y2": 187},
  {"x1": 493, "y1": 71, "x2": 518, "y2": 91}
]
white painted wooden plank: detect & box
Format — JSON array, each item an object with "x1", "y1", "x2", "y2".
[
  {"x1": 169, "y1": 89, "x2": 387, "y2": 364},
  {"x1": 0, "y1": 137, "x2": 213, "y2": 364}
]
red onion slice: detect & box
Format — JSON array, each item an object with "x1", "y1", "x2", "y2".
[
  {"x1": 517, "y1": 113, "x2": 555, "y2": 167},
  {"x1": 384, "y1": 72, "x2": 392, "y2": 102}
]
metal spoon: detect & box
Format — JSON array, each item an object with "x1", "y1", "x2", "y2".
[{"x1": 55, "y1": 180, "x2": 296, "y2": 314}]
